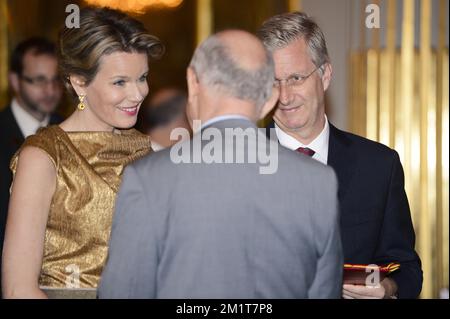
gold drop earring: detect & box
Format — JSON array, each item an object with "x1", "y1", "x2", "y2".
[{"x1": 77, "y1": 94, "x2": 86, "y2": 110}]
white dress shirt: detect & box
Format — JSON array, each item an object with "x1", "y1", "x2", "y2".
[
  {"x1": 11, "y1": 98, "x2": 50, "y2": 138},
  {"x1": 200, "y1": 114, "x2": 252, "y2": 131},
  {"x1": 150, "y1": 141, "x2": 165, "y2": 152},
  {"x1": 274, "y1": 115, "x2": 330, "y2": 165}
]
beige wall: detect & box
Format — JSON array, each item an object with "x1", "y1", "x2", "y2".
[
  {"x1": 302, "y1": 0, "x2": 352, "y2": 131},
  {"x1": 301, "y1": 0, "x2": 449, "y2": 132}
]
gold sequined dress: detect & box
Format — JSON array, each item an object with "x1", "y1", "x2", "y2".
[{"x1": 10, "y1": 125, "x2": 151, "y2": 295}]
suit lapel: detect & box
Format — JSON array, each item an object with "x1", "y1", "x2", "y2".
[
  {"x1": 49, "y1": 113, "x2": 63, "y2": 125},
  {"x1": 3, "y1": 106, "x2": 25, "y2": 151},
  {"x1": 265, "y1": 121, "x2": 278, "y2": 143},
  {"x1": 327, "y1": 123, "x2": 357, "y2": 202}
]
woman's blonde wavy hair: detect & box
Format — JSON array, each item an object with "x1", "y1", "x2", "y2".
[{"x1": 58, "y1": 6, "x2": 164, "y2": 97}]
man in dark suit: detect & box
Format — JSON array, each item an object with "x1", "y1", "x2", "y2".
[
  {"x1": 258, "y1": 12, "x2": 422, "y2": 298},
  {"x1": 141, "y1": 87, "x2": 191, "y2": 151},
  {"x1": 0, "y1": 37, "x2": 62, "y2": 292},
  {"x1": 99, "y1": 30, "x2": 343, "y2": 298}
]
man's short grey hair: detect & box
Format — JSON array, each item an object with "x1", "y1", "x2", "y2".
[
  {"x1": 189, "y1": 34, "x2": 274, "y2": 108},
  {"x1": 257, "y1": 11, "x2": 330, "y2": 75}
]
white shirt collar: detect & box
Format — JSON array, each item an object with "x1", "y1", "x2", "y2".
[
  {"x1": 150, "y1": 140, "x2": 165, "y2": 152},
  {"x1": 274, "y1": 115, "x2": 330, "y2": 165},
  {"x1": 11, "y1": 98, "x2": 50, "y2": 138},
  {"x1": 199, "y1": 114, "x2": 252, "y2": 131}
]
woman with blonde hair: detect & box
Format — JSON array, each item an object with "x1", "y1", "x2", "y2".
[{"x1": 2, "y1": 6, "x2": 164, "y2": 298}]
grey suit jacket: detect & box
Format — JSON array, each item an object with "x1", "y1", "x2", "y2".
[{"x1": 98, "y1": 119, "x2": 343, "y2": 299}]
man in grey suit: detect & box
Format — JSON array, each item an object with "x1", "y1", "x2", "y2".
[{"x1": 98, "y1": 30, "x2": 343, "y2": 299}]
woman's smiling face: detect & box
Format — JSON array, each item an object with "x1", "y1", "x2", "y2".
[{"x1": 80, "y1": 51, "x2": 150, "y2": 131}]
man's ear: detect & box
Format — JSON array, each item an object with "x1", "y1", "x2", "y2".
[
  {"x1": 9, "y1": 72, "x2": 20, "y2": 95},
  {"x1": 321, "y1": 63, "x2": 332, "y2": 92},
  {"x1": 69, "y1": 75, "x2": 87, "y2": 96},
  {"x1": 259, "y1": 87, "x2": 280, "y2": 120},
  {"x1": 186, "y1": 67, "x2": 200, "y2": 130},
  {"x1": 186, "y1": 67, "x2": 199, "y2": 100}
]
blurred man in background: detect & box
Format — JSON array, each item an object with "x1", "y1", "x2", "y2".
[
  {"x1": 142, "y1": 88, "x2": 191, "y2": 151},
  {"x1": 0, "y1": 37, "x2": 62, "y2": 293}
]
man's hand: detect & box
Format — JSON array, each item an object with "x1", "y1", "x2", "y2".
[{"x1": 342, "y1": 277, "x2": 398, "y2": 299}]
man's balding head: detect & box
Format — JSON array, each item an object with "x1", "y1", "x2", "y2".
[
  {"x1": 217, "y1": 30, "x2": 269, "y2": 72},
  {"x1": 188, "y1": 30, "x2": 275, "y2": 109}
]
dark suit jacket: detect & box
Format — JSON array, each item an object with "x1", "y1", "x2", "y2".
[
  {"x1": 267, "y1": 121, "x2": 423, "y2": 298},
  {"x1": 0, "y1": 104, "x2": 62, "y2": 295}
]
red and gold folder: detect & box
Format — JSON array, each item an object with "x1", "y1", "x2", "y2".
[{"x1": 343, "y1": 263, "x2": 400, "y2": 285}]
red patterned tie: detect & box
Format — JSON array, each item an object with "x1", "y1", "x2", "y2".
[{"x1": 296, "y1": 147, "x2": 315, "y2": 157}]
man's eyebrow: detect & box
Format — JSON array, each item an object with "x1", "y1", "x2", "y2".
[{"x1": 274, "y1": 73, "x2": 302, "y2": 81}]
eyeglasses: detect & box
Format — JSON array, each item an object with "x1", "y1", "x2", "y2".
[
  {"x1": 21, "y1": 75, "x2": 62, "y2": 88},
  {"x1": 273, "y1": 65, "x2": 323, "y2": 89}
]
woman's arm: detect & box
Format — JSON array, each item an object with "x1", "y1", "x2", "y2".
[{"x1": 2, "y1": 146, "x2": 56, "y2": 298}]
